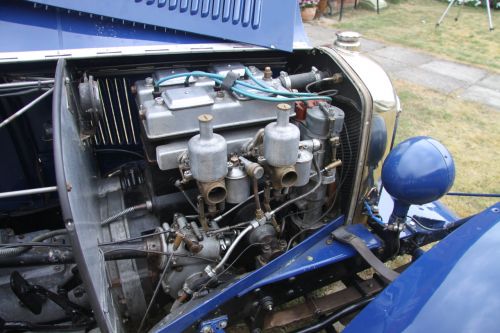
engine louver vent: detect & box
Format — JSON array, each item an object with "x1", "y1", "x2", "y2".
[{"x1": 141, "y1": 0, "x2": 263, "y2": 28}]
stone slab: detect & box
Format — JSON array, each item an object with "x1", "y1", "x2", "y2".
[
  {"x1": 420, "y1": 60, "x2": 487, "y2": 84},
  {"x1": 393, "y1": 67, "x2": 467, "y2": 94},
  {"x1": 477, "y1": 74, "x2": 500, "y2": 92},
  {"x1": 368, "y1": 54, "x2": 408, "y2": 73},
  {"x1": 360, "y1": 38, "x2": 386, "y2": 53},
  {"x1": 372, "y1": 46, "x2": 433, "y2": 67},
  {"x1": 461, "y1": 86, "x2": 500, "y2": 111}
]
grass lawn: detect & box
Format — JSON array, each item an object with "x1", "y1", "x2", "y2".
[
  {"x1": 393, "y1": 80, "x2": 500, "y2": 217},
  {"x1": 322, "y1": 0, "x2": 500, "y2": 216},
  {"x1": 331, "y1": 0, "x2": 500, "y2": 72}
]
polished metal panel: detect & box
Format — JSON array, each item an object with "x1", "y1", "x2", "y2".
[
  {"x1": 53, "y1": 60, "x2": 122, "y2": 332},
  {"x1": 163, "y1": 86, "x2": 215, "y2": 110}
]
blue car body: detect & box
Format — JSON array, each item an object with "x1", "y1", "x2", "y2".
[{"x1": 345, "y1": 203, "x2": 500, "y2": 333}]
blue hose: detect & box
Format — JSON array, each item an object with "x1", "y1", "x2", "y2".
[
  {"x1": 154, "y1": 69, "x2": 332, "y2": 102},
  {"x1": 363, "y1": 201, "x2": 385, "y2": 226}
]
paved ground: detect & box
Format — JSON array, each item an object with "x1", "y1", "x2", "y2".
[{"x1": 303, "y1": 22, "x2": 500, "y2": 110}]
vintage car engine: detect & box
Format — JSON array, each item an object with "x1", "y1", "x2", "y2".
[
  {"x1": 0, "y1": 46, "x2": 380, "y2": 332},
  {"x1": 93, "y1": 62, "x2": 348, "y2": 325}
]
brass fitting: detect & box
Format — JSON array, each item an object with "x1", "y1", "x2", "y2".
[
  {"x1": 268, "y1": 165, "x2": 298, "y2": 189},
  {"x1": 197, "y1": 179, "x2": 227, "y2": 205},
  {"x1": 323, "y1": 160, "x2": 342, "y2": 172}
]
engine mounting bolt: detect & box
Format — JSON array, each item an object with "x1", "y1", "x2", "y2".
[
  {"x1": 277, "y1": 103, "x2": 291, "y2": 111},
  {"x1": 155, "y1": 97, "x2": 165, "y2": 105},
  {"x1": 216, "y1": 90, "x2": 225, "y2": 98}
]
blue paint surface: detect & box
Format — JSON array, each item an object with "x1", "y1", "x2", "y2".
[
  {"x1": 382, "y1": 136, "x2": 455, "y2": 206},
  {"x1": 345, "y1": 203, "x2": 500, "y2": 333},
  {"x1": 0, "y1": 0, "x2": 305, "y2": 54}
]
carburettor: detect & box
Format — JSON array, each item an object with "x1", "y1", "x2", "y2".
[
  {"x1": 263, "y1": 103, "x2": 301, "y2": 188},
  {"x1": 187, "y1": 114, "x2": 228, "y2": 205}
]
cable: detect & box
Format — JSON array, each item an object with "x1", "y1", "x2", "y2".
[
  {"x1": 214, "y1": 242, "x2": 265, "y2": 278},
  {"x1": 154, "y1": 70, "x2": 332, "y2": 102},
  {"x1": 98, "y1": 230, "x2": 172, "y2": 246},
  {"x1": 286, "y1": 222, "x2": 325, "y2": 251},
  {"x1": 314, "y1": 89, "x2": 339, "y2": 96},
  {"x1": 407, "y1": 216, "x2": 445, "y2": 232},
  {"x1": 305, "y1": 77, "x2": 341, "y2": 93},
  {"x1": 0, "y1": 242, "x2": 71, "y2": 248},
  {"x1": 244, "y1": 67, "x2": 271, "y2": 89},
  {"x1": 197, "y1": 242, "x2": 266, "y2": 293},
  {"x1": 206, "y1": 221, "x2": 252, "y2": 236},
  {"x1": 174, "y1": 181, "x2": 198, "y2": 213},
  {"x1": 211, "y1": 190, "x2": 264, "y2": 223},
  {"x1": 185, "y1": 70, "x2": 319, "y2": 97},
  {"x1": 101, "y1": 248, "x2": 218, "y2": 263},
  {"x1": 138, "y1": 252, "x2": 174, "y2": 333},
  {"x1": 446, "y1": 192, "x2": 500, "y2": 198},
  {"x1": 94, "y1": 148, "x2": 144, "y2": 159},
  {"x1": 363, "y1": 201, "x2": 385, "y2": 226},
  {"x1": 293, "y1": 296, "x2": 375, "y2": 333},
  {"x1": 0, "y1": 229, "x2": 67, "y2": 257},
  {"x1": 0, "y1": 87, "x2": 54, "y2": 130},
  {"x1": 212, "y1": 223, "x2": 256, "y2": 273},
  {"x1": 101, "y1": 203, "x2": 149, "y2": 226}
]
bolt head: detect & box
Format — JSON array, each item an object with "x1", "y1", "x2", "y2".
[
  {"x1": 201, "y1": 326, "x2": 213, "y2": 333},
  {"x1": 218, "y1": 321, "x2": 228, "y2": 329},
  {"x1": 155, "y1": 97, "x2": 165, "y2": 105}
]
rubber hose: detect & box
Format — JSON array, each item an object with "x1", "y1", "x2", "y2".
[{"x1": 0, "y1": 229, "x2": 67, "y2": 257}]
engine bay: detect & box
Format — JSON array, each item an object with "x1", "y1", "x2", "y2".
[{"x1": 0, "y1": 48, "x2": 372, "y2": 332}]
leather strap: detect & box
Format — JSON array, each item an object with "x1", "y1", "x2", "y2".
[{"x1": 332, "y1": 227, "x2": 399, "y2": 282}]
